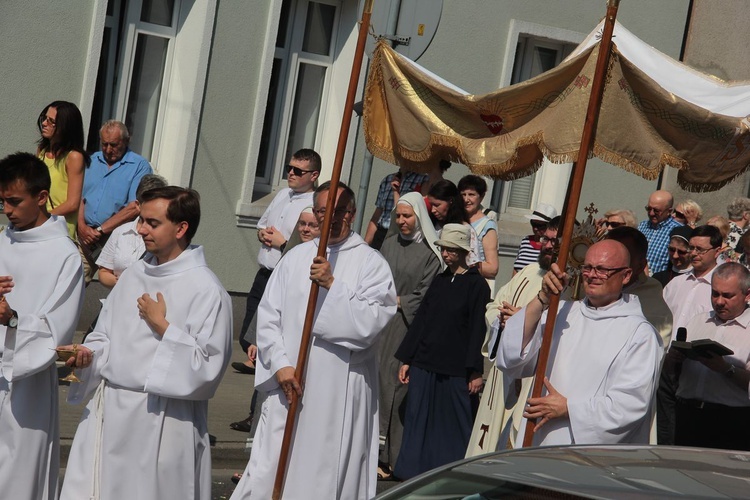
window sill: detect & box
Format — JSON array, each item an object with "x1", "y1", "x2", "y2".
[{"x1": 235, "y1": 189, "x2": 280, "y2": 228}]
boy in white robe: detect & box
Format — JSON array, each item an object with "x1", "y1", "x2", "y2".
[
  {"x1": 231, "y1": 182, "x2": 397, "y2": 500},
  {"x1": 60, "y1": 187, "x2": 232, "y2": 500},
  {"x1": 0, "y1": 152, "x2": 85, "y2": 500},
  {"x1": 496, "y1": 240, "x2": 663, "y2": 447}
]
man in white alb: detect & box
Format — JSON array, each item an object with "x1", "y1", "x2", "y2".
[
  {"x1": 231, "y1": 181, "x2": 397, "y2": 500},
  {"x1": 60, "y1": 187, "x2": 232, "y2": 500},
  {"x1": 0, "y1": 152, "x2": 85, "y2": 499},
  {"x1": 496, "y1": 240, "x2": 663, "y2": 447}
]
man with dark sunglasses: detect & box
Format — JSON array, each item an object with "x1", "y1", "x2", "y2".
[
  {"x1": 637, "y1": 190, "x2": 683, "y2": 275},
  {"x1": 230, "y1": 149, "x2": 321, "y2": 432}
]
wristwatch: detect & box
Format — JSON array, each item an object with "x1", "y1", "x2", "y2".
[
  {"x1": 725, "y1": 364, "x2": 737, "y2": 378},
  {"x1": 95, "y1": 226, "x2": 104, "y2": 233},
  {"x1": 7, "y1": 309, "x2": 18, "y2": 328}
]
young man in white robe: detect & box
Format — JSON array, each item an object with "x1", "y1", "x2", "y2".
[
  {"x1": 496, "y1": 240, "x2": 663, "y2": 447},
  {"x1": 59, "y1": 187, "x2": 233, "y2": 500},
  {"x1": 0, "y1": 152, "x2": 85, "y2": 500},
  {"x1": 231, "y1": 181, "x2": 397, "y2": 500}
]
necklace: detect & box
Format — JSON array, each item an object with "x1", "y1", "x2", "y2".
[{"x1": 451, "y1": 268, "x2": 468, "y2": 283}]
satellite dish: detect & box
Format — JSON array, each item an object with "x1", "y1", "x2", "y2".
[{"x1": 364, "y1": 0, "x2": 443, "y2": 61}]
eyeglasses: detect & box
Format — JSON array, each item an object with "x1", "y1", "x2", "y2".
[
  {"x1": 668, "y1": 246, "x2": 688, "y2": 256},
  {"x1": 286, "y1": 164, "x2": 316, "y2": 177},
  {"x1": 539, "y1": 236, "x2": 560, "y2": 246},
  {"x1": 605, "y1": 221, "x2": 625, "y2": 228},
  {"x1": 645, "y1": 206, "x2": 670, "y2": 215},
  {"x1": 39, "y1": 115, "x2": 56, "y2": 127},
  {"x1": 687, "y1": 245, "x2": 717, "y2": 255},
  {"x1": 313, "y1": 207, "x2": 353, "y2": 218},
  {"x1": 580, "y1": 265, "x2": 628, "y2": 279}
]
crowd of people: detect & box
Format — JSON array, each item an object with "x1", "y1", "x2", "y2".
[
  {"x1": 4, "y1": 100, "x2": 750, "y2": 499},
  {"x1": 0, "y1": 101, "x2": 231, "y2": 500}
]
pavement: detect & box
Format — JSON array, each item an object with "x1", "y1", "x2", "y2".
[{"x1": 56, "y1": 282, "x2": 400, "y2": 498}]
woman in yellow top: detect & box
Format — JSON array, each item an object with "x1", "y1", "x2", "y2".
[{"x1": 36, "y1": 101, "x2": 88, "y2": 239}]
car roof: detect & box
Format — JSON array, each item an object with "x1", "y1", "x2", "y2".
[{"x1": 379, "y1": 445, "x2": 750, "y2": 499}]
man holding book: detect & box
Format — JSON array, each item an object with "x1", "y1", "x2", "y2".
[{"x1": 673, "y1": 262, "x2": 750, "y2": 451}]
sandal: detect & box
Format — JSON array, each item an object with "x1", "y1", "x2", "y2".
[{"x1": 377, "y1": 464, "x2": 393, "y2": 481}]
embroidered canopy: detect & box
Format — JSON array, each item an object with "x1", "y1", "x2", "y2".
[{"x1": 363, "y1": 22, "x2": 750, "y2": 192}]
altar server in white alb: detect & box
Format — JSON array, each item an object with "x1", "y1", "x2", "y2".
[
  {"x1": 231, "y1": 181, "x2": 397, "y2": 500},
  {"x1": 60, "y1": 187, "x2": 232, "y2": 500},
  {"x1": 0, "y1": 152, "x2": 84, "y2": 499},
  {"x1": 496, "y1": 239, "x2": 663, "y2": 447}
]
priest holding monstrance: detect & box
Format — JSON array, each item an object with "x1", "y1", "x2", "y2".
[{"x1": 495, "y1": 239, "x2": 663, "y2": 447}]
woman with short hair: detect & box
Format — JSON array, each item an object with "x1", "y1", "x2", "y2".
[{"x1": 458, "y1": 174, "x2": 498, "y2": 280}]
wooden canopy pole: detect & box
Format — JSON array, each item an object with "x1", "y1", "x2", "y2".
[
  {"x1": 271, "y1": 1, "x2": 375, "y2": 498},
  {"x1": 522, "y1": 0, "x2": 620, "y2": 448}
]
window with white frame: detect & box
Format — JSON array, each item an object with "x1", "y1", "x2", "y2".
[
  {"x1": 491, "y1": 35, "x2": 576, "y2": 212},
  {"x1": 254, "y1": 0, "x2": 341, "y2": 195},
  {"x1": 87, "y1": 0, "x2": 178, "y2": 163},
  {"x1": 85, "y1": 0, "x2": 215, "y2": 185}
]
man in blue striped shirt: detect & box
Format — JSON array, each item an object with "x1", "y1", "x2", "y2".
[{"x1": 638, "y1": 190, "x2": 683, "y2": 275}]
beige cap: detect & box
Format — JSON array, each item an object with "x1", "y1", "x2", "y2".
[{"x1": 435, "y1": 224, "x2": 472, "y2": 252}]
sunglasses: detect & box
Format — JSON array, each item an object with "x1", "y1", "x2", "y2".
[
  {"x1": 645, "y1": 206, "x2": 670, "y2": 215},
  {"x1": 286, "y1": 164, "x2": 316, "y2": 177},
  {"x1": 605, "y1": 221, "x2": 624, "y2": 228},
  {"x1": 673, "y1": 210, "x2": 686, "y2": 219}
]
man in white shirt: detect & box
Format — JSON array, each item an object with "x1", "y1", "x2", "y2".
[
  {"x1": 60, "y1": 187, "x2": 232, "y2": 500},
  {"x1": 229, "y1": 150, "x2": 321, "y2": 434},
  {"x1": 0, "y1": 152, "x2": 85, "y2": 499},
  {"x1": 231, "y1": 181, "x2": 397, "y2": 500},
  {"x1": 673, "y1": 262, "x2": 750, "y2": 451},
  {"x1": 234, "y1": 149, "x2": 321, "y2": 375},
  {"x1": 658, "y1": 224, "x2": 722, "y2": 444},
  {"x1": 496, "y1": 240, "x2": 663, "y2": 447}
]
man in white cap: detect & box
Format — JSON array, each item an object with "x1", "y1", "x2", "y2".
[{"x1": 513, "y1": 202, "x2": 558, "y2": 274}]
